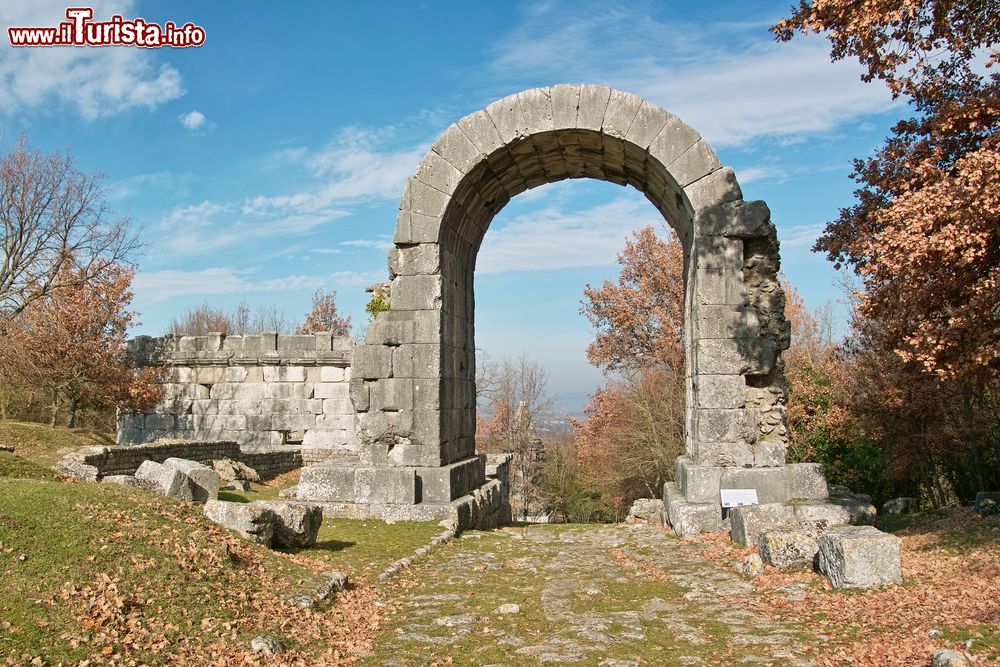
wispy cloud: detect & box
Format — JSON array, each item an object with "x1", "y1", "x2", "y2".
[
  {"x1": 477, "y1": 194, "x2": 664, "y2": 274},
  {"x1": 779, "y1": 223, "x2": 827, "y2": 249},
  {"x1": 133, "y1": 267, "x2": 382, "y2": 304},
  {"x1": 488, "y1": 1, "x2": 898, "y2": 147},
  {"x1": 0, "y1": 1, "x2": 184, "y2": 119},
  {"x1": 341, "y1": 238, "x2": 394, "y2": 251},
  {"x1": 154, "y1": 125, "x2": 423, "y2": 256}
]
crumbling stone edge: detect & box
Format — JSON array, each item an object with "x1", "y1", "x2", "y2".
[{"x1": 376, "y1": 520, "x2": 459, "y2": 584}]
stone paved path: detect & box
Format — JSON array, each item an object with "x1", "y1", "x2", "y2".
[{"x1": 368, "y1": 523, "x2": 817, "y2": 666}]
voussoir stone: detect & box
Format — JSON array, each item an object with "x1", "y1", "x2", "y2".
[{"x1": 818, "y1": 525, "x2": 902, "y2": 589}]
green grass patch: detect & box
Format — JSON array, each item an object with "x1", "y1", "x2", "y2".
[
  {"x1": 0, "y1": 419, "x2": 114, "y2": 469},
  {"x1": 0, "y1": 477, "x2": 317, "y2": 663},
  {"x1": 0, "y1": 450, "x2": 58, "y2": 480}
]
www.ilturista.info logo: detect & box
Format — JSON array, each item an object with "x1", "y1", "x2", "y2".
[{"x1": 7, "y1": 7, "x2": 205, "y2": 48}]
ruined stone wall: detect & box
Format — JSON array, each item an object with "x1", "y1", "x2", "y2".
[
  {"x1": 121, "y1": 333, "x2": 356, "y2": 461},
  {"x1": 55, "y1": 439, "x2": 301, "y2": 482}
]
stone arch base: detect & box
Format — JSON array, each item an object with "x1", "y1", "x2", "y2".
[{"x1": 295, "y1": 85, "x2": 832, "y2": 533}]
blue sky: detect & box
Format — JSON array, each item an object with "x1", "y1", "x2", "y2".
[{"x1": 0, "y1": 1, "x2": 906, "y2": 413}]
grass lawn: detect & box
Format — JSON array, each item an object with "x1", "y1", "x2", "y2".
[{"x1": 0, "y1": 419, "x2": 114, "y2": 469}]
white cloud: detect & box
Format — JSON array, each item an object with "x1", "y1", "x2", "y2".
[
  {"x1": 488, "y1": 2, "x2": 898, "y2": 147},
  {"x1": 133, "y1": 267, "x2": 382, "y2": 304},
  {"x1": 476, "y1": 194, "x2": 665, "y2": 274},
  {"x1": 179, "y1": 110, "x2": 212, "y2": 131},
  {"x1": 779, "y1": 223, "x2": 827, "y2": 249},
  {"x1": 155, "y1": 125, "x2": 425, "y2": 257},
  {"x1": 341, "y1": 238, "x2": 394, "y2": 251},
  {"x1": 0, "y1": 0, "x2": 184, "y2": 119}
]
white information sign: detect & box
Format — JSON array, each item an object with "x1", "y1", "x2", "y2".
[{"x1": 720, "y1": 489, "x2": 758, "y2": 508}]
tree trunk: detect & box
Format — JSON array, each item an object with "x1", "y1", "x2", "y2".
[
  {"x1": 67, "y1": 396, "x2": 79, "y2": 428},
  {"x1": 48, "y1": 389, "x2": 59, "y2": 428}
]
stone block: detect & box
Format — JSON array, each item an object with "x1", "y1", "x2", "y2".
[
  {"x1": 696, "y1": 266, "x2": 746, "y2": 305},
  {"x1": 389, "y1": 243, "x2": 441, "y2": 277},
  {"x1": 729, "y1": 503, "x2": 795, "y2": 547},
  {"x1": 485, "y1": 93, "x2": 529, "y2": 143},
  {"x1": 696, "y1": 199, "x2": 771, "y2": 238},
  {"x1": 758, "y1": 527, "x2": 820, "y2": 570},
  {"x1": 720, "y1": 466, "x2": 789, "y2": 504},
  {"x1": 625, "y1": 498, "x2": 664, "y2": 525},
  {"x1": 392, "y1": 344, "x2": 441, "y2": 379},
  {"x1": 349, "y1": 379, "x2": 370, "y2": 412},
  {"x1": 390, "y1": 275, "x2": 442, "y2": 311},
  {"x1": 752, "y1": 440, "x2": 786, "y2": 467},
  {"x1": 430, "y1": 122, "x2": 481, "y2": 174},
  {"x1": 829, "y1": 494, "x2": 877, "y2": 525},
  {"x1": 415, "y1": 456, "x2": 486, "y2": 503},
  {"x1": 456, "y1": 109, "x2": 504, "y2": 157},
  {"x1": 163, "y1": 457, "x2": 220, "y2": 502},
  {"x1": 224, "y1": 366, "x2": 249, "y2": 382},
  {"x1": 203, "y1": 500, "x2": 274, "y2": 545},
  {"x1": 684, "y1": 166, "x2": 742, "y2": 212},
  {"x1": 694, "y1": 375, "x2": 745, "y2": 409},
  {"x1": 576, "y1": 84, "x2": 611, "y2": 131},
  {"x1": 601, "y1": 89, "x2": 643, "y2": 139},
  {"x1": 931, "y1": 650, "x2": 975, "y2": 667},
  {"x1": 676, "y1": 456, "x2": 723, "y2": 503},
  {"x1": 551, "y1": 83, "x2": 580, "y2": 128},
  {"x1": 818, "y1": 526, "x2": 902, "y2": 589},
  {"x1": 193, "y1": 415, "x2": 248, "y2": 432},
  {"x1": 102, "y1": 475, "x2": 142, "y2": 488},
  {"x1": 366, "y1": 310, "x2": 443, "y2": 346},
  {"x1": 302, "y1": 429, "x2": 348, "y2": 447},
  {"x1": 792, "y1": 501, "x2": 852, "y2": 528},
  {"x1": 694, "y1": 407, "x2": 757, "y2": 444},
  {"x1": 266, "y1": 383, "x2": 311, "y2": 399},
  {"x1": 370, "y1": 378, "x2": 414, "y2": 411},
  {"x1": 135, "y1": 460, "x2": 195, "y2": 502},
  {"x1": 263, "y1": 366, "x2": 306, "y2": 383},
  {"x1": 54, "y1": 459, "x2": 100, "y2": 481},
  {"x1": 313, "y1": 383, "x2": 348, "y2": 400},
  {"x1": 323, "y1": 397, "x2": 353, "y2": 415},
  {"x1": 664, "y1": 482, "x2": 722, "y2": 536},
  {"x1": 695, "y1": 338, "x2": 777, "y2": 376},
  {"x1": 784, "y1": 463, "x2": 829, "y2": 501},
  {"x1": 252, "y1": 501, "x2": 323, "y2": 549},
  {"x1": 414, "y1": 149, "x2": 463, "y2": 194},
  {"x1": 694, "y1": 304, "x2": 760, "y2": 339},
  {"x1": 647, "y1": 113, "x2": 701, "y2": 167},
  {"x1": 624, "y1": 101, "x2": 672, "y2": 149},
  {"x1": 320, "y1": 366, "x2": 346, "y2": 382},
  {"x1": 271, "y1": 413, "x2": 317, "y2": 431},
  {"x1": 353, "y1": 345, "x2": 393, "y2": 380}
]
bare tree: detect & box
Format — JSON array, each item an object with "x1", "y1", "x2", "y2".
[
  {"x1": 0, "y1": 136, "x2": 138, "y2": 325},
  {"x1": 167, "y1": 300, "x2": 294, "y2": 335}
]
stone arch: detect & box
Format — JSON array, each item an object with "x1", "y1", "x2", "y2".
[{"x1": 332, "y1": 85, "x2": 822, "y2": 530}]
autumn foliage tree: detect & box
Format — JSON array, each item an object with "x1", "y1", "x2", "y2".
[
  {"x1": 297, "y1": 288, "x2": 351, "y2": 337},
  {"x1": 0, "y1": 135, "x2": 137, "y2": 325},
  {"x1": 572, "y1": 226, "x2": 687, "y2": 513},
  {"x1": 774, "y1": 0, "x2": 1000, "y2": 384},
  {"x1": 0, "y1": 262, "x2": 162, "y2": 427}
]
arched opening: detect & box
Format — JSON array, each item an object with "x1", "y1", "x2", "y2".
[{"x1": 299, "y1": 85, "x2": 828, "y2": 533}]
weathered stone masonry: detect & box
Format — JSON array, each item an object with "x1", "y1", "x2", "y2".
[{"x1": 122, "y1": 333, "x2": 356, "y2": 463}]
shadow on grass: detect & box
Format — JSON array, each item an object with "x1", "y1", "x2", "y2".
[{"x1": 310, "y1": 539, "x2": 358, "y2": 554}]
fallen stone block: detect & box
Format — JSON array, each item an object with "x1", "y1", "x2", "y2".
[
  {"x1": 213, "y1": 458, "x2": 260, "y2": 484},
  {"x1": 792, "y1": 501, "x2": 852, "y2": 528},
  {"x1": 163, "y1": 458, "x2": 220, "y2": 502},
  {"x1": 829, "y1": 494, "x2": 877, "y2": 525},
  {"x1": 818, "y1": 525, "x2": 902, "y2": 589},
  {"x1": 931, "y1": 649, "x2": 975, "y2": 667},
  {"x1": 625, "y1": 498, "x2": 663, "y2": 525},
  {"x1": 882, "y1": 497, "x2": 917, "y2": 515},
  {"x1": 102, "y1": 475, "x2": 142, "y2": 489},
  {"x1": 251, "y1": 501, "x2": 322, "y2": 549},
  {"x1": 729, "y1": 503, "x2": 795, "y2": 547},
  {"x1": 975, "y1": 491, "x2": 1000, "y2": 517},
  {"x1": 736, "y1": 553, "x2": 764, "y2": 578},
  {"x1": 758, "y1": 527, "x2": 820, "y2": 570},
  {"x1": 135, "y1": 460, "x2": 195, "y2": 502},
  {"x1": 54, "y1": 458, "x2": 99, "y2": 482},
  {"x1": 203, "y1": 500, "x2": 274, "y2": 545}
]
